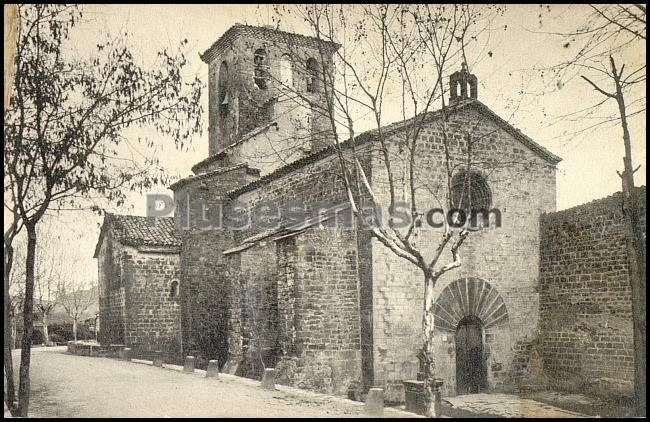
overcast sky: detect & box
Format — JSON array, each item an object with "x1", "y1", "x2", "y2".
[
  {"x1": 71, "y1": 4, "x2": 645, "y2": 211},
  {"x1": 6, "y1": 4, "x2": 646, "y2": 285}
]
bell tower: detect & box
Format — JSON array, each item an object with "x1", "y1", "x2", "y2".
[
  {"x1": 200, "y1": 24, "x2": 340, "y2": 158},
  {"x1": 449, "y1": 63, "x2": 478, "y2": 104}
]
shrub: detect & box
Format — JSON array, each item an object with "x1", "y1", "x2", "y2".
[
  {"x1": 49, "y1": 333, "x2": 66, "y2": 345},
  {"x1": 48, "y1": 322, "x2": 95, "y2": 342},
  {"x1": 31, "y1": 328, "x2": 45, "y2": 345}
]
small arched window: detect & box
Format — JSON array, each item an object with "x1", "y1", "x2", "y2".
[
  {"x1": 254, "y1": 48, "x2": 269, "y2": 90},
  {"x1": 306, "y1": 58, "x2": 319, "y2": 93},
  {"x1": 218, "y1": 61, "x2": 229, "y2": 117},
  {"x1": 450, "y1": 170, "x2": 492, "y2": 211},
  {"x1": 279, "y1": 54, "x2": 293, "y2": 89},
  {"x1": 169, "y1": 280, "x2": 178, "y2": 300}
]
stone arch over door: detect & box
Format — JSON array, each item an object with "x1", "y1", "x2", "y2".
[{"x1": 433, "y1": 277, "x2": 510, "y2": 394}]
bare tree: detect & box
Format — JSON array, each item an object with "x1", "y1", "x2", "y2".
[
  {"x1": 58, "y1": 273, "x2": 98, "y2": 342},
  {"x1": 4, "y1": 4, "x2": 203, "y2": 416},
  {"x1": 33, "y1": 236, "x2": 63, "y2": 345},
  {"x1": 535, "y1": 4, "x2": 646, "y2": 416},
  {"x1": 256, "y1": 4, "x2": 507, "y2": 415}
]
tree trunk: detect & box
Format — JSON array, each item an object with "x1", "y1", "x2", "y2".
[
  {"x1": 73, "y1": 319, "x2": 78, "y2": 341},
  {"x1": 612, "y1": 69, "x2": 646, "y2": 417},
  {"x1": 18, "y1": 222, "x2": 37, "y2": 417},
  {"x1": 621, "y1": 172, "x2": 646, "y2": 417},
  {"x1": 417, "y1": 274, "x2": 439, "y2": 417},
  {"x1": 42, "y1": 314, "x2": 49, "y2": 344},
  {"x1": 3, "y1": 243, "x2": 18, "y2": 415},
  {"x1": 12, "y1": 318, "x2": 18, "y2": 349}
]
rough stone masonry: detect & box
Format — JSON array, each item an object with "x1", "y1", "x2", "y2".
[{"x1": 95, "y1": 23, "x2": 644, "y2": 404}]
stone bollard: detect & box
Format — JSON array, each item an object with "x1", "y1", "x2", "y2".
[
  {"x1": 432, "y1": 379, "x2": 444, "y2": 417},
  {"x1": 206, "y1": 360, "x2": 220, "y2": 378},
  {"x1": 153, "y1": 351, "x2": 164, "y2": 368},
  {"x1": 403, "y1": 380, "x2": 427, "y2": 415},
  {"x1": 183, "y1": 356, "x2": 195, "y2": 373},
  {"x1": 121, "y1": 348, "x2": 132, "y2": 361},
  {"x1": 260, "y1": 368, "x2": 275, "y2": 390},
  {"x1": 364, "y1": 387, "x2": 384, "y2": 416}
]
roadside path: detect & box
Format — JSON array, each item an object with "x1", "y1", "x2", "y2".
[{"x1": 12, "y1": 347, "x2": 413, "y2": 418}]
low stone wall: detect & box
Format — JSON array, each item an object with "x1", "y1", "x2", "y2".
[{"x1": 67, "y1": 341, "x2": 126, "y2": 359}]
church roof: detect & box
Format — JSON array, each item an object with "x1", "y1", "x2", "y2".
[
  {"x1": 200, "y1": 24, "x2": 341, "y2": 64},
  {"x1": 226, "y1": 99, "x2": 562, "y2": 199},
  {"x1": 223, "y1": 202, "x2": 351, "y2": 255},
  {"x1": 170, "y1": 163, "x2": 260, "y2": 190},
  {"x1": 190, "y1": 121, "x2": 279, "y2": 175},
  {"x1": 93, "y1": 213, "x2": 181, "y2": 258}
]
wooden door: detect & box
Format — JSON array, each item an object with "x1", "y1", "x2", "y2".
[{"x1": 455, "y1": 316, "x2": 487, "y2": 394}]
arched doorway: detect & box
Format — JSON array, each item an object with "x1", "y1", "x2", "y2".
[
  {"x1": 455, "y1": 315, "x2": 487, "y2": 394},
  {"x1": 434, "y1": 278, "x2": 510, "y2": 395}
]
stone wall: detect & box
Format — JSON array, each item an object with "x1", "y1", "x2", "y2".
[
  {"x1": 172, "y1": 165, "x2": 258, "y2": 368},
  {"x1": 97, "y1": 230, "x2": 182, "y2": 361},
  {"x1": 368, "y1": 104, "x2": 558, "y2": 401},
  {"x1": 97, "y1": 233, "x2": 126, "y2": 345},
  {"x1": 231, "y1": 152, "x2": 365, "y2": 396},
  {"x1": 272, "y1": 228, "x2": 362, "y2": 397},
  {"x1": 239, "y1": 241, "x2": 281, "y2": 378},
  {"x1": 538, "y1": 187, "x2": 646, "y2": 398},
  {"x1": 121, "y1": 248, "x2": 182, "y2": 361}
]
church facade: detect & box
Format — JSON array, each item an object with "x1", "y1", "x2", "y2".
[{"x1": 95, "y1": 24, "x2": 639, "y2": 403}]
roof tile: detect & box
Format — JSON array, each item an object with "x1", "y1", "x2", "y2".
[{"x1": 107, "y1": 214, "x2": 181, "y2": 248}]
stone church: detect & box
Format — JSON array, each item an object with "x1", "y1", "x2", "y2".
[{"x1": 95, "y1": 24, "x2": 642, "y2": 403}]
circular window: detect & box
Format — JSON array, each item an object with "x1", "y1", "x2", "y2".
[{"x1": 450, "y1": 170, "x2": 492, "y2": 211}]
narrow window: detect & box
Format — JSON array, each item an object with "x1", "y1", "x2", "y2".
[
  {"x1": 169, "y1": 280, "x2": 179, "y2": 300},
  {"x1": 306, "y1": 58, "x2": 319, "y2": 93},
  {"x1": 279, "y1": 54, "x2": 293, "y2": 89},
  {"x1": 218, "y1": 61, "x2": 229, "y2": 117},
  {"x1": 254, "y1": 48, "x2": 269, "y2": 90}
]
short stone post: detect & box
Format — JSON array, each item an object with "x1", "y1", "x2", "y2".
[
  {"x1": 206, "y1": 360, "x2": 219, "y2": 378},
  {"x1": 403, "y1": 380, "x2": 427, "y2": 415},
  {"x1": 364, "y1": 387, "x2": 384, "y2": 416},
  {"x1": 122, "y1": 348, "x2": 132, "y2": 361},
  {"x1": 260, "y1": 368, "x2": 275, "y2": 390},
  {"x1": 153, "y1": 351, "x2": 164, "y2": 368},
  {"x1": 432, "y1": 379, "x2": 444, "y2": 417},
  {"x1": 183, "y1": 355, "x2": 195, "y2": 373}
]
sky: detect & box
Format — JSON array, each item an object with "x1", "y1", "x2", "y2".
[
  {"x1": 70, "y1": 4, "x2": 645, "y2": 212},
  {"x1": 5, "y1": 4, "x2": 646, "y2": 285}
]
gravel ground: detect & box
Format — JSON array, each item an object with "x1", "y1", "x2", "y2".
[
  {"x1": 10, "y1": 347, "x2": 414, "y2": 418},
  {"x1": 444, "y1": 393, "x2": 586, "y2": 418}
]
